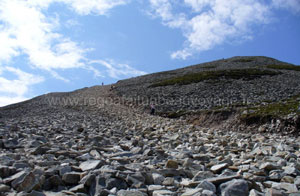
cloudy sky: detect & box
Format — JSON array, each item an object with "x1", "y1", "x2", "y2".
[{"x1": 0, "y1": 0, "x2": 299, "y2": 106}]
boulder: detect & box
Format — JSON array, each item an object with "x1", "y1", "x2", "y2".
[
  {"x1": 117, "y1": 190, "x2": 146, "y2": 196},
  {"x1": 181, "y1": 188, "x2": 202, "y2": 196},
  {"x1": 79, "y1": 160, "x2": 104, "y2": 171},
  {"x1": 165, "y1": 160, "x2": 179, "y2": 169},
  {"x1": 219, "y1": 179, "x2": 249, "y2": 196},
  {"x1": 196, "y1": 180, "x2": 216, "y2": 193},
  {"x1": 210, "y1": 163, "x2": 228, "y2": 174},
  {"x1": 62, "y1": 172, "x2": 81, "y2": 185},
  {"x1": 11, "y1": 172, "x2": 41, "y2": 192}
]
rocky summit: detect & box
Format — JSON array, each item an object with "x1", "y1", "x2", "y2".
[{"x1": 1, "y1": 56, "x2": 300, "y2": 196}]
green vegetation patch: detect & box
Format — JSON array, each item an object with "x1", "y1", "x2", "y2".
[
  {"x1": 164, "y1": 110, "x2": 187, "y2": 118},
  {"x1": 202, "y1": 65, "x2": 217, "y2": 69},
  {"x1": 267, "y1": 64, "x2": 300, "y2": 71},
  {"x1": 232, "y1": 58, "x2": 255, "y2": 63},
  {"x1": 149, "y1": 69, "x2": 279, "y2": 87},
  {"x1": 241, "y1": 94, "x2": 300, "y2": 124},
  {"x1": 159, "y1": 108, "x2": 234, "y2": 119}
]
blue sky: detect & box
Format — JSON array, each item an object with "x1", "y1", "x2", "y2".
[{"x1": 0, "y1": 0, "x2": 300, "y2": 106}]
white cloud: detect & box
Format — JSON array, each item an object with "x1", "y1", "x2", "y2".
[
  {"x1": 0, "y1": 0, "x2": 147, "y2": 106},
  {"x1": 0, "y1": 66, "x2": 44, "y2": 107},
  {"x1": 184, "y1": 0, "x2": 213, "y2": 12},
  {"x1": 65, "y1": 19, "x2": 80, "y2": 28},
  {"x1": 148, "y1": 0, "x2": 187, "y2": 28},
  {"x1": 27, "y1": 0, "x2": 130, "y2": 15},
  {"x1": 62, "y1": 0, "x2": 130, "y2": 15},
  {"x1": 272, "y1": 0, "x2": 300, "y2": 13},
  {"x1": 0, "y1": 96, "x2": 29, "y2": 107},
  {"x1": 90, "y1": 60, "x2": 147, "y2": 79},
  {"x1": 149, "y1": 0, "x2": 298, "y2": 59},
  {"x1": 0, "y1": 0, "x2": 86, "y2": 72},
  {"x1": 0, "y1": 31, "x2": 20, "y2": 62},
  {"x1": 0, "y1": 0, "x2": 135, "y2": 82},
  {"x1": 171, "y1": 49, "x2": 192, "y2": 60},
  {"x1": 148, "y1": 0, "x2": 173, "y2": 21}
]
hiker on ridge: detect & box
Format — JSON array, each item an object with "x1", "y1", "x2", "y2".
[{"x1": 150, "y1": 103, "x2": 155, "y2": 115}]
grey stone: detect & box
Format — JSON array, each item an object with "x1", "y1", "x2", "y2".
[
  {"x1": 219, "y1": 158, "x2": 233, "y2": 166},
  {"x1": 159, "y1": 168, "x2": 182, "y2": 177},
  {"x1": 11, "y1": 172, "x2": 40, "y2": 192},
  {"x1": 59, "y1": 166, "x2": 72, "y2": 176},
  {"x1": 126, "y1": 175, "x2": 145, "y2": 188},
  {"x1": 181, "y1": 188, "x2": 202, "y2": 196},
  {"x1": 147, "y1": 185, "x2": 165, "y2": 195},
  {"x1": 29, "y1": 140, "x2": 43, "y2": 148},
  {"x1": 196, "y1": 180, "x2": 216, "y2": 193},
  {"x1": 205, "y1": 175, "x2": 241, "y2": 186},
  {"x1": 46, "y1": 175, "x2": 63, "y2": 189},
  {"x1": 283, "y1": 165, "x2": 300, "y2": 176},
  {"x1": 152, "y1": 190, "x2": 174, "y2": 196},
  {"x1": 26, "y1": 190, "x2": 46, "y2": 196},
  {"x1": 265, "y1": 188, "x2": 288, "y2": 196},
  {"x1": 281, "y1": 175, "x2": 294, "y2": 183},
  {"x1": 192, "y1": 171, "x2": 214, "y2": 182},
  {"x1": 3, "y1": 138, "x2": 19, "y2": 149},
  {"x1": 0, "y1": 166, "x2": 17, "y2": 178},
  {"x1": 272, "y1": 182, "x2": 298, "y2": 193},
  {"x1": 143, "y1": 149, "x2": 154, "y2": 156},
  {"x1": 76, "y1": 153, "x2": 92, "y2": 161},
  {"x1": 152, "y1": 173, "x2": 165, "y2": 185},
  {"x1": 3, "y1": 170, "x2": 27, "y2": 184},
  {"x1": 294, "y1": 176, "x2": 300, "y2": 186},
  {"x1": 0, "y1": 184, "x2": 11, "y2": 192},
  {"x1": 162, "y1": 177, "x2": 175, "y2": 186},
  {"x1": 106, "y1": 178, "x2": 127, "y2": 190},
  {"x1": 193, "y1": 154, "x2": 210, "y2": 162},
  {"x1": 219, "y1": 179, "x2": 249, "y2": 196},
  {"x1": 117, "y1": 190, "x2": 146, "y2": 196},
  {"x1": 126, "y1": 172, "x2": 145, "y2": 186},
  {"x1": 80, "y1": 174, "x2": 96, "y2": 187},
  {"x1": 62, "y1": 172, "x2": 81, "y2": 185},
  {"x1": 211, "y1": 163, "x2": 228, "y2": 174},
  {"x1": 249, "y1": 189, "x2": 264, "y2": 196},
  {"x1": 0, "y1": 155, "x2": 15, "y2": 166},
  {"x1": 263, "y1": 181, "x2": 277, "y2": 188},
  {"x1": 201, "y1": 190, "x2": 216, "y2": 196},
  {"x1": 269, "y1": 170, "x2": 284, "y2": 181},
  {"x1": 0, "y1": 139, "x2": 3, "y2": 148},
  {"x1": 13, "y1": 162, "x2": 30, "y2": 169},
  {"x1": 69, "y1": 184, "x2": 86, "y2": 193},
  {"x1": 32, "y1": 146, "x2": 50, "y2": 155},
  {"x1": 148, "y1": 185, "x2": 164, "y2": 192},
  {"x1": 289, "y1": 192, "x2": 300, "y2": 196},
  {"x1": 259, "y1": 162, "x2": 280, "y2": 171},
  {"x1": 165, "y1": 160, "x2": 179, "y2": 169},
  {"x1": 89, "y1": 175, "x2": 108, "y2": 196},
  {"x1": 90, "y1": 150, "x2": 101, "y2": 159},
  {"x1": 79, "y1": 160, "x2": 104, "y2": 171}
]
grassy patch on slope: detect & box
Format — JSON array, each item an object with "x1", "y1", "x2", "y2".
[
  {"x1": 232, "y1": 58, "x2": 255, "y2": 63},
  {"x1": 149, "y1": 69, "x2": 279, "y2": 87},
  {"x1": 267, "y1": 64, "x2": 300, "y2": 71},
  {"x1": 202, "y1": 65, "x2": 218, "y2": 69},
  {"x1": 240, "y1": 94, "x2": 300, "y2": 124}
]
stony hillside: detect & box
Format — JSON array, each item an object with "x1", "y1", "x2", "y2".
[
  {"x1": 115, "y1": 56, "x2": 300, "y2": 111},
  {"x1": 115, "y1": 56, "x2": 300, "y2": 133},
  {"x1": 0, "y1": 56, "x2": 300, "y2": 196}
]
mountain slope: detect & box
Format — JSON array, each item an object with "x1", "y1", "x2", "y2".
[
  {"x1": 0, "y1": 56, "x2": 300, "y2": 196},
  {"x1": 1, "y1": 56, "x2": 300, "y2": 127},
  {"x1": 115, "y1": 56, "x2": 300, "y2": 113}
]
